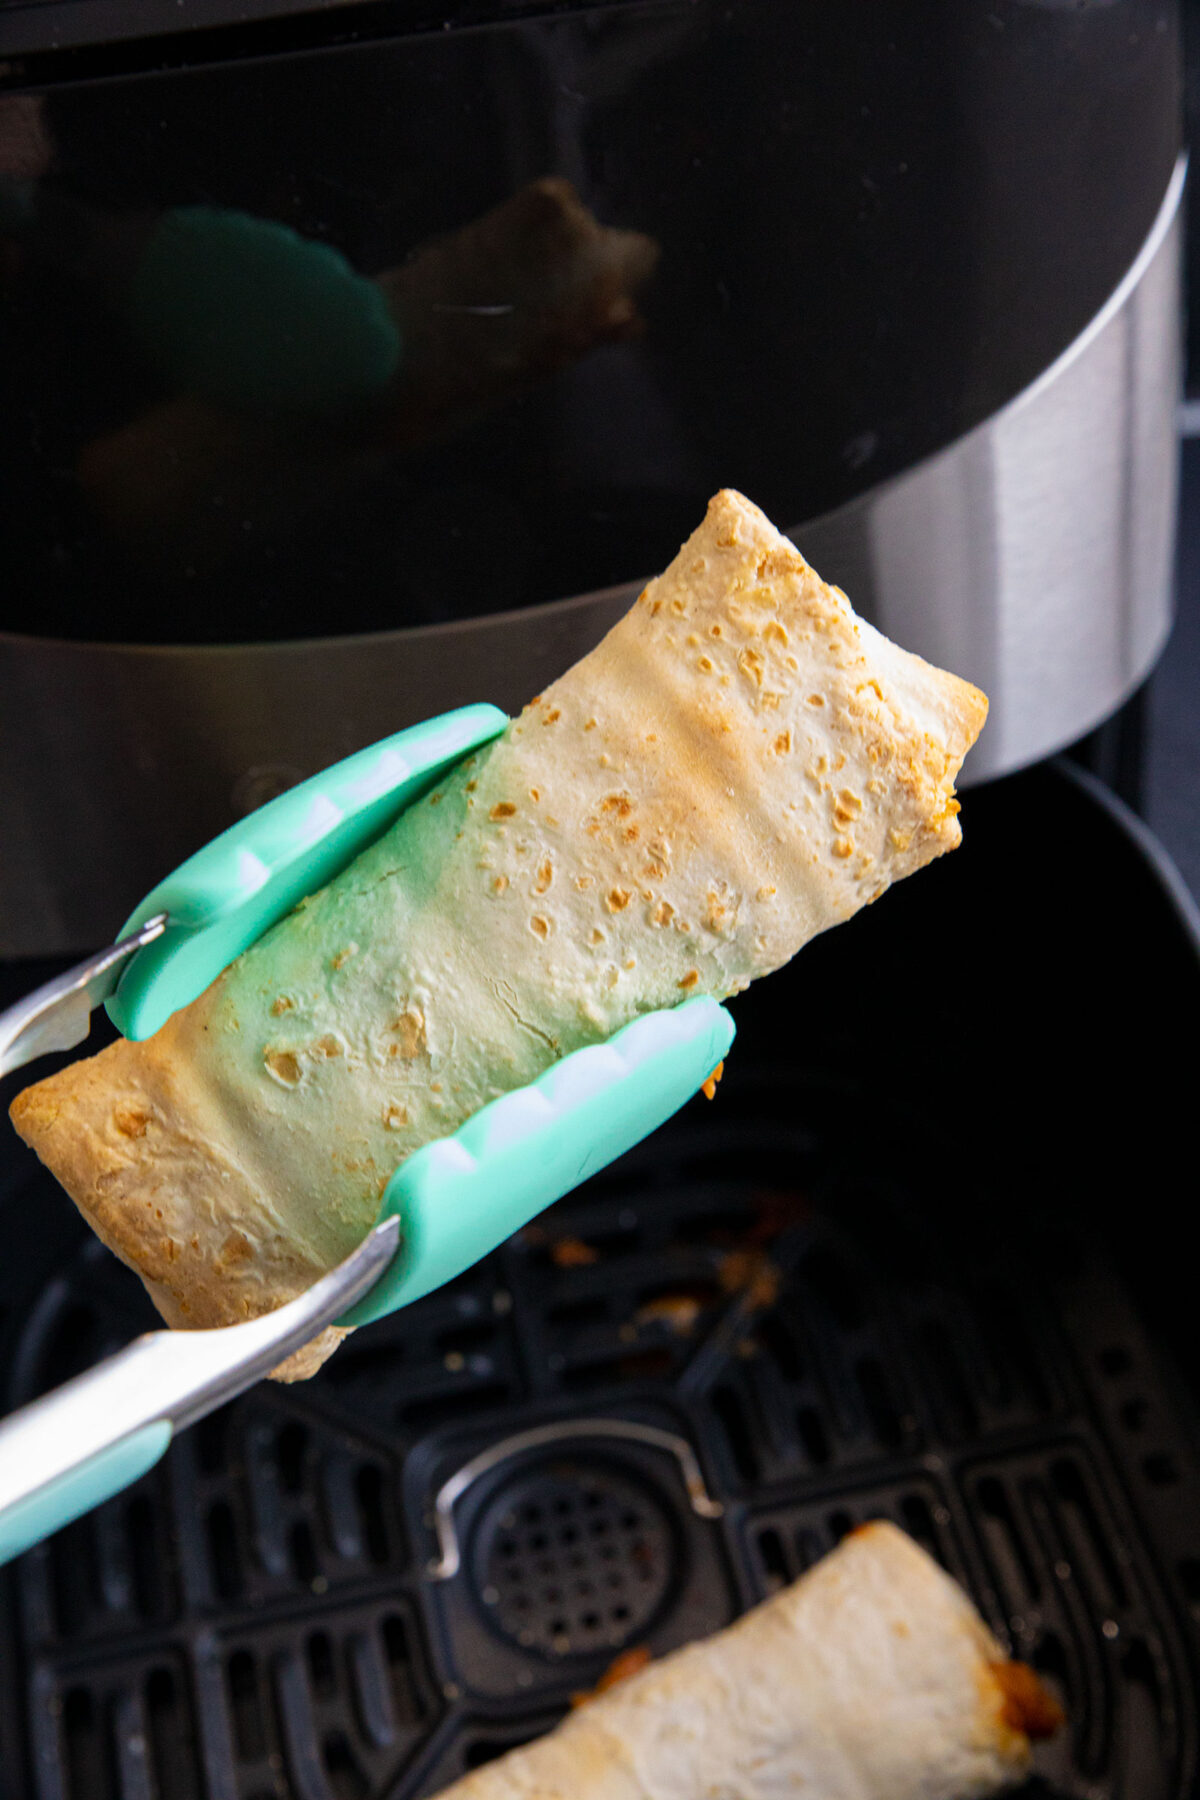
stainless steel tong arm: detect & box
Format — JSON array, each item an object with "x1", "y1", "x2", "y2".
[
  {"x1": 0, "y1": 913, "x2": 169, "y2": 1078},
  {"x1": 0, "y1": 1215, "x2": 400, "y2": 1563}
]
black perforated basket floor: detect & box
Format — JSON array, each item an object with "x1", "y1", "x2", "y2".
[{"x1": 3, "y1": 762, "x2": 1200, "y2": 1800}]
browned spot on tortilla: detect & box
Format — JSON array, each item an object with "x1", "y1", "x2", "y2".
[
  {"x1": 703, "y1": 890, "x2": 733, "y2": 933},
  {"x1": 113, "y1": 1104, "x2": 151, "y2": 1139},
  {"x1": 270, "y1": 995, "x2": 295, "y2": 1016},
  {"x1": 216, "y1": 1229, "x2": 254, "y2": 1271},
  {"x1": 677, "y1": 968, "x2": 699, "y2": 989},
  {"x1": 390, "y1": 1007, "x2": 426, "y2": 1059},
  {"x1": 606, "y1": 887, "x2": 632, "y2": 912},
  {"x1": 265, "y1": 1050, "x2": 301, "y2": 1087}
]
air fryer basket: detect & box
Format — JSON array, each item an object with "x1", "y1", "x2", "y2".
[{"x1": 2, "y1": 758, "x2": 1199, "y2": 1800}]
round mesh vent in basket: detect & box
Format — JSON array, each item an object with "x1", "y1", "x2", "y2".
[{"x1": 471, "y1": 1458, "x2": 677, "y2": 1658}]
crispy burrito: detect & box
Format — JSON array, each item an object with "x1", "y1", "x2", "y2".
[
  {"x1": 430, "y1": 1523, "x2": 1061, "y2": 1800},
  {"x1": 11, "y1": 491, "x2": 988, "y2": 1375}
]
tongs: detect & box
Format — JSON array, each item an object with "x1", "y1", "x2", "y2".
[{"x1": 0, "y1": 706, "x2": 733, "y2": 1566}]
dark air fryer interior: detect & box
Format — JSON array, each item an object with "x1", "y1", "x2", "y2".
[{"x1": 2, "y1": 758, "x2": 1200, "y2": 1800}]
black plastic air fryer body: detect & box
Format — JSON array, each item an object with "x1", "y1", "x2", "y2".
[
  {"x1": 0, "y1": 0, "x2": 1185, "y2": 951},
  {"x1": 0, "y1": 0, "x2": 1180, "y2": 641}
]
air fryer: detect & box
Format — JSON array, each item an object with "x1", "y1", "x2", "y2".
[
  {"x1": 2, "y1": 4, "x2": 1198, "y2": 1798},
  {"x1": 0, "y1": 0, "x2": 1184, "y2": 950}
]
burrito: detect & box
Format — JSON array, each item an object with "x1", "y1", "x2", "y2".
[
  {"x1": 429, "y1": 1523, "x2": 1061, "y2": 1800},
  {"x1": 10, "y1": 491, "x2": 987, "y2": 1376}
]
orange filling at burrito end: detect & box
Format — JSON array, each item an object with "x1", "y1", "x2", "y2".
[{"x1": 989, "y1": 1659, "x2": 1065, "y2": 1742}]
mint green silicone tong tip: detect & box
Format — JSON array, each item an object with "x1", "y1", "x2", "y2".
[{"x1": 0, "y1": 704, "x2": 734, "y2": 1564}]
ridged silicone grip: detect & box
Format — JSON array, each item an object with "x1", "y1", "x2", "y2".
[
  {"x1": 108, "y1": 705, "x2": 507, "y2": 1041},
  {"x1": 341, "y1": 996, "x2": 735, "y2": 1328}
]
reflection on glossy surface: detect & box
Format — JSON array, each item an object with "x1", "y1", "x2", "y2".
[
  {"x1": 74, "y1": 181, "x2": 657, "y2": 584},
  {"x1": 0, "y1": 0, "x2": 1181, "y2": 642}
]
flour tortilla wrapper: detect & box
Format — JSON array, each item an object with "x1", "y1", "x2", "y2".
[{"x1": 430, "y1": 1522, "x2": 1060, "y2": 1800}]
